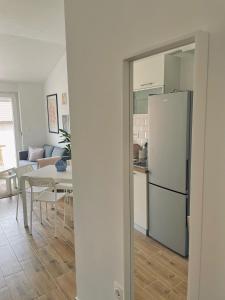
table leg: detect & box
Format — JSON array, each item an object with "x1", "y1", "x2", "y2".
[
  {"x1": 0, "y1": 148, "x2": 3, "y2": 166},
  {"x1": 6, "y1": 178, "x2": 12, "y2": 195},
  {"x1": 20, "y1": 177, "x2": 28, "y2": 228},
  {"x1": 12, "y1": 175, "x2": 17, "y2": 189}
]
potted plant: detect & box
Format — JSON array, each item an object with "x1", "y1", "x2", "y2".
[{"x1": 59, "y1": 129, "x2": 71, "y2": 159}]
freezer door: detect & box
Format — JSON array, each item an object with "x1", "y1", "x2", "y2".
[
  {"x1": 148, "y1": 91, "x2": 191, "y2": 193},
  {"x1": 148, "y1": 184, "x2": 188, "y2": 256}
]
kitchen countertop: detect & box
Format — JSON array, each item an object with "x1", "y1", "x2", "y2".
[
  {"x1": 133, "y1": 165, "x2": 149, "y2": 174},
  {"x1": 133, "y1": 160, "x2": 149, "y2": 173}
]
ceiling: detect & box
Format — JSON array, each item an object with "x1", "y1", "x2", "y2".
[{"x1": 0, "y1": 0, "x2": 66, "y2": 82}]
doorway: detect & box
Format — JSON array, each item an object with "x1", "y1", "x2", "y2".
[
  {"x1": 123, "y1": 32, "x2": 209, "y2": 300},
  {"x1": 133, "y1": 44, "x2": 195, "y2": 299},
  {"x1": 0, "y1": 94, "x2": 21, "y2": 170}
]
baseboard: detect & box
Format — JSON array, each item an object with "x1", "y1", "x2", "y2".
[{"x1": 134, "y1": 223, "x2": 147, "y2": 235}]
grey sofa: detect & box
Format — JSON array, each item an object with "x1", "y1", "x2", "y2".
[{"x1": 19, "y1": 144, "x2": 68, "y2": 168}]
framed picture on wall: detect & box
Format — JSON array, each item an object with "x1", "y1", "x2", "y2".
[
  {"x1": 61, "y1": 92, "x2": 68, "y2": 105},
  {"x1": 47, "y1": 94, "x2": 59, "y2": 133},
  {"x1": 62, "y1": 114, "x2": 70, "y2": 133}
]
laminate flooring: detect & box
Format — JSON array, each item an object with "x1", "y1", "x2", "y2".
[
  {"x1": 0, "y1": 195, "x2": 188, "y2": 300},
  {"x1": 0, "y1": 196, "x2": 76, "y2": 300},
  {"x1": 134, "y1": 230, "x2": 188, "y2": 300}
]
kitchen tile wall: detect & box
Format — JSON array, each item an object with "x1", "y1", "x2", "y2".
[{"x1": 133, "y1": 114, "x2": 149, "y2": 146}]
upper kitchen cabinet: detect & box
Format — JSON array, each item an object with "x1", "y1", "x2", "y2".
[
  {"x1": 133, "y1": 89, "x2": 149, "y2": 114},
  {"x1": 133, "y1": 86, "x2": 163, "y2": 114},
  {"x1": 133, "y1": 53, "x2": 180, "y2": 92}
]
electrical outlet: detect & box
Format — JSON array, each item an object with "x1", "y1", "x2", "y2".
[{"x1": 114, "y1": 281, "x2": 124, "y2": 300}]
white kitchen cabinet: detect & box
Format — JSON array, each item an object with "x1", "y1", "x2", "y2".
[
  {"x1": 133, "y1": 54, "x2": 164, "y2": 91},
  {"x1": 133, "y1": 170, "x2": 148, "y2": 234},
  {"x1": 133, "y1": 53, "x2": 180, "y2": 92}
]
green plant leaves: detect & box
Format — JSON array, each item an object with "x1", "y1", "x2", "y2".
[{"x1": 59, "y1": 129, "x2": 71, "y2": 155}]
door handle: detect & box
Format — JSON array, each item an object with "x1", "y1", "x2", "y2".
[{"x1": 140, "y1": 82, "x2": 154, "y2": 86}]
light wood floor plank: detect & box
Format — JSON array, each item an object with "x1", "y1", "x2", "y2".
[
  {"x1": 0, "y1": 196, "x2": 187, "y2": 300},
  {"x1": 134, "y1": 230, "x2": 188, "y2": 300},
  {"x1": 0, "y1": 287, "x2": 12, "y2": 300},
  {"x1": 56, "y1": 271, "x2": 76, "y2": 300},
  {"x1": 35, "y1": 287, "x2": 66, "y2": 300},
  {"x1": 0, "y1": 197, "x2": 76, "y2": 299},
  {"x1": 5, "y1": 271, "x2": 38, "y2": 300}
]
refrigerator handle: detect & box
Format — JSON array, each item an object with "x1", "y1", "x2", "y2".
[
  {"x1": 186, "y1": 159, "x2": 189, "y2": 192},
  {"x1": 186, "y1": 196, "x2": 188, "y2": 226},
  {"x1": 185, "y1": 159, "x2": 189, "y2": 227}
]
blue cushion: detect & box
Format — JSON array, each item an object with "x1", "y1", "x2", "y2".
[
  {"x1": 19, "y1": 150, "x2": 28, "y2": 160},
  {"x1": 51, "y1": 146, "x2": 66, "y2": 158},
  {"x1": 43, "y1": 144, "x2": 54, "y2": 158}
]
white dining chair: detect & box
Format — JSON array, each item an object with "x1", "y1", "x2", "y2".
[
  {"x1": 14, "y1": 165, "x2": 48, "y2": 220},
  {"x1": 56, "y1": 182, "x2": 73, "y2": 226},
  {"x1": 28, "y1": 177, "x2": 66, "y2": 237},
  {"x1": 0, "y1": 168, "x2": 17, "y2": 196}
]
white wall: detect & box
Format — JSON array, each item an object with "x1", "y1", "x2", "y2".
[
  {"x1": 0, "y1": 81, "x2": 46, "y2": 148},
  {"x1": 44, "y1": 53, "x2": 69, "y2": 146},
  {"x1": 18, "y1": 83, "x2": 46, "y2": 147},
  {"x1": 133, "y1": 114, "x2": 149, "y2": 146},
  {"x1": 180, "y1": 52, "x2": 194, "y2": 90},
  {"x1": 65, "y1": 1, "x2": 225, "y2": 300}
]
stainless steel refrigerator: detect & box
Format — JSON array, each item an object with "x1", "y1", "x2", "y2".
[{"x1": 148, "y1": 91, "x2": 192, "y2": 256}]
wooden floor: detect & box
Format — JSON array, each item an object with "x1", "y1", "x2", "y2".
[
  {"x1": 0, "y1": 196, "x2": 76, "y2": 300},
  {"x1": 134, "y1": 230, "x2": 188, "y2": 300},
  {"x1": 0, "y1": 195, "x2": 188, "y2": 300}
]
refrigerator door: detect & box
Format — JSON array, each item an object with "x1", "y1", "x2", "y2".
[
  {"x1": 148, "y1": 184, "x2": 188, "y2": 256},
  {"x1": 148, "y1": 91, "x2": 191, "y2": 194}
]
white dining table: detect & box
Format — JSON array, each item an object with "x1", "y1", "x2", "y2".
[{"x1": 20, "y1": 165, "x2": 72, "y2": 228}]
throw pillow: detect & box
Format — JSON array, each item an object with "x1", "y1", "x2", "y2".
[
  {"x1": 51, "y1": 146, "x2": 66, "y2": 158},
  {"x1": 43, "y1": 144, "x2": 54, "y2": 158},
  {"x1": 28, "y1": 147, "x2": 44, "y2": 162}
]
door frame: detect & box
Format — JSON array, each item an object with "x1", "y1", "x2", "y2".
[
  {"x1": 0, "y1": 92, "x2": 22, "y2": 166},
  {"x1": 123, "y1": 31, "x2": 209, "y2": 300}
]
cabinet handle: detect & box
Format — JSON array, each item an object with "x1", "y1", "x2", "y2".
[{"x1": 140, "y1": 82, "x2": 154, "y2": 86}]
